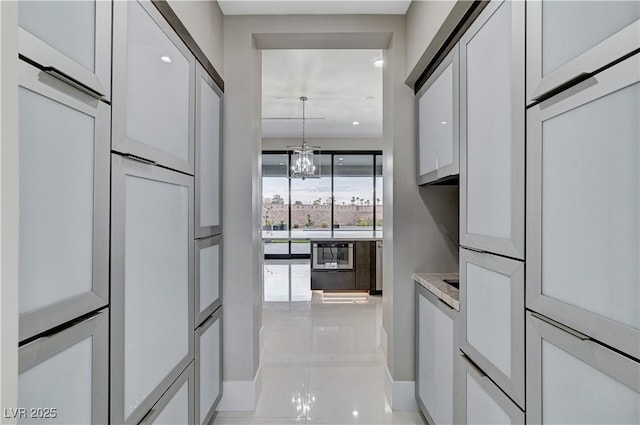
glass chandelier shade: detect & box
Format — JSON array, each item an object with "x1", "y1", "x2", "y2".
[{"x1": 289, "y1": 96, "x2": 321, "y2": 180}]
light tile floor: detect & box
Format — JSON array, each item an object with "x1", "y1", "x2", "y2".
[{"x1": 213, "y1": 260, "x2": 425, "y2": 425}]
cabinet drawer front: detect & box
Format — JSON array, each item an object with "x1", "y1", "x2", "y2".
[
  {"x1": 18, "y1": 0, "x2": 111, "y2": 100},
  {"x1": 527, "y1": 54, "x2": 640, "y2": 359},
  {"x1": 196, "y1": 236, "x2": 223, "y2": 327},
  {"x1": 460, "y1": 248, "x2": 525, "y2": 408},
  {"x1": 18, "y1": 59, "x2": 109, "y2": 342},
  {"x1": 112, "y1": 0, "x2": 195, "y2": 175},
  {"x1": 460, "y1": 0, "x2": 525, "y2": 259},
  {"x1": 526, "y1": 312, "x2": 640, "y2": 425},
  {"x1": 111, "y1": 155, "x2": 194, "y2": 425},
  {"x1": 19, "y1": 310, "x2": 108, "y2": 425},
  {"x1": 196, "y1": 308, "x2": 223, "y2": 425},
  {"x1": 139, "y1": 363, "x2": 195, "y2": 425},
  {"x1": 527, "y1": 0, "x2": 640, "y2": 104}
]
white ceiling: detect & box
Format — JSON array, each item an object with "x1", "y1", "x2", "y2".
[
  {"x1": 262, "y1": 49, "x2": 383, "y2": 139},
  {"x1": 218, "y1": 0, "x2": 411, "y2": 16}
]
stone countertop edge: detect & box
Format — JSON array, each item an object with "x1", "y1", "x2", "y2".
[{"x1": 413, "y1": 272, "x2": 460, "y2": 311}]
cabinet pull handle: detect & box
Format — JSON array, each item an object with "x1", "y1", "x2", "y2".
[
  {"x1": 530, "y1": 312, "x2": 590, "y2": 341},
  {"x1": 138, "y1": 408, "x2": 156, "y2": 425},
  {"x1": 531, "y1": 72, "x2": 591, "y2": 103},
  {"x1": 122, "y1": 154, "x2": 158, "y2": 166},
  {"x1": 461, "y1": 245, "x2": 485, "y2": 254},
  {"x1": 460, "y1": 351, "x2": 487, "y2": 377},
  {"x1": 42, "y1": 66, "x2": 105, "y2": 100}
]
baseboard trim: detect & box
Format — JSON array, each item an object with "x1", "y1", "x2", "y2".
[
  {"x1": 217, "y1": 364, "x2": 262, "y2": 411},
  {"x1": 385, "y1": 365, "x2": 418, "y2": 411}
]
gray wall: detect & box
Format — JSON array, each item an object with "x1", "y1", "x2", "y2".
[{"x1": 263, "y1": 137, "x2": 383, "y2": 151}]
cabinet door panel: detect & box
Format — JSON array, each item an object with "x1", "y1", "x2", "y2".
[
  {"x1": 111, "y1": 155, "x2": 194, "y2": 425},
  {"x1": 18, "y1": 0, "x2": 111, "y2": 99},
  {"x1": 139, "y1": 364, "x2": 195, "y2": 425},
  {"x1": 113, "y1": 0, "x2": 195, "y2": 174},
  {"x1": 526, "y1": 312, "x2": 640, "y2": 424},
  {"x1": 460, "y1": 0, "x2": 525, "y2": 259},
  {"x1": 527, "y1": 54, "x2": 640, "y2": 359},
  {"x1": 527, "y1": 0, "x2": 640, "y2": 103},
  {"x1": 196, "y1": 63, "x2": 223, "y2": 237},
  {"x1": 19, "y1": 310, "x2": 108, "y2": 425},
  {"x1": 196, "y1": 235, "x2": 222, "y2": 327},
  {"x1": 196, "y1": 309, "x2": 223, "y2": 425},
  {"x1": 460, "y1": 248, "x2": 524, "y2": 408},
  {"x1": 18, "y1": 59, "x2": 109, "y2": 342}
]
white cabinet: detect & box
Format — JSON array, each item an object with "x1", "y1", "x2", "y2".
[
  {"x1": 18, "y1": 310, "x2": 108, "y2": 425},
  {"x1": 460, "y1": 0, "x2": 525, "y2": 259},
  {"x1": 18, "y1": 0, "x2": 111, "y2": 100},
  {"x1": 195, "y1": 308, "x2": 223, "y2": 425},
  {"x1": 138, "y1": 364, "x2": 194, "y2": 425},
  {"x1": 415, "y1": 284, "x2": 456, "y2": 425},
  {"x1": 195, "y1": 62, "x2": 223, "y2": 237},
  {"x1": 527, "y1": 0, "x2": 640, "y2": 104},
  {"x1": 460, "y1": 248, "x2": 524, "y2": 408},
  {"x1": 112, "y1": 0, "x2": 196, "y2": 175},
  {"x1": 417, "y1": 45, "x2": 459, "y2": 185},
  {"x1": 110, "y1": 155, "x2": 194, "y2": 425},
  {"x1": 526, "y1": 53, "x2": 640, "y2": 359},
  {"x1": 18, "y1": 59, "x2": 109, "y2": 342},
  {"x1": 195, "y1": 235, "x2": 222, "y2": 327},
  {"x1": 526, "y1": 312, "x2": 640, "y2": 425},
  {"x1": 455, "y1": 353, "x2": 524, "y2": 425}
]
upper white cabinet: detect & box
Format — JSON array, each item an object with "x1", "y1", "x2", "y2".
[
  {"x1": 112, "y1": 0, "x2": 196, "y2": 175},
  {"x1": 110, "y1": 155, "x2": 194, "y2": 425},
  {"x1": 195, "y1": 308, "x2": 223, "y2": 425},
  {"x1": 527, "y1": 0, "x2": 640, "y2": 104},
  {"x1": 18, "y1": 0, "x2": 111, "y2": 100},
  {"x1": 195, "y1": 62, "x2": 223, "y2": 237},
  {"x1": 18, "y1": 59, "x2": 109, "y2": 342},
  {"x1": 459, "y1": 0, "x2": 525, "y2": 260},
  {"x1": 527, "y1": 53, "x2": 640, "y2": 359},
  {"x1": 526, "y1": 312, "x2": 640, "y2": 425},
  {"x1": 417, "y1": 45, "x2": 459, "y2": 185}
]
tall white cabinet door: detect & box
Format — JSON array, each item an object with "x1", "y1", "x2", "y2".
[
  {"x1": 527, "y1": 0, "x2": 640, "y2": 104},
  {"x1": 455, "y1": 353, "x2": 524, "y2": 425},
  {"x1": 527, "y1": 54, "x2": 640, "y2": 359},
  {"x1": 112, "y1": 0, "x2": 195, "y2": 175},
  {"x1": 138, "y1": 364, "x2": 195, "y2": 425},
  {"x1": 111, "y1": 155, "x2": 194, "y2": 425},
  {"x1": 526, "y1": 312, "x2": 640, "y2": 425},
  {"x1": 18, "y1": 309, "x2": 108, "y2": 425},
  {"x1": 416, "y1": 44, "x2": 459, "y2": 185},
  {"x1": 460, "y1": 0, "x2": 525, "y2": 259},
  {"x1": 195, "y1": 308, "x2": 223, "y2": 425},
  {"x1": 195, "y1": 62, "x2": 223, "y2": 237},
  {"x1": 415, "y1": 284, "x2": 456, "y2": 425},
  {"x1": 18, "y1": 0, "x2": 111, "y2": 100},
  {"x1": 460, "y1": 248, "x2": 525, "y2": 408},
  {"x1": 18, "y1": 59, "x2": 109, "y2": 342},
  {"x1": 195, "y1": 235, "x2": 222, "y2": 327}
]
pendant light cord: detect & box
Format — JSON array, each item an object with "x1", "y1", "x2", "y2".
[{"x1": 301, "y1": 96, "x2": 307, "y2": 148}]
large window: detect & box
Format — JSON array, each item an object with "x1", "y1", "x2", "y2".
[{"x1": 262, "y1": 151, "x2": 382, "y2": 257}]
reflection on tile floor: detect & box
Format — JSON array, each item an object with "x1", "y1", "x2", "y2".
[{"x1": 214, "y1": 260, "x2": 425, "y2": 425}]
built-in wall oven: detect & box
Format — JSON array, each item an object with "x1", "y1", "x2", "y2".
[{"x1": 312, "y1": 242, "x2": 354, "y2": 270}]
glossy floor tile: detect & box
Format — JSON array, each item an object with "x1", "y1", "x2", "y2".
[{"x1": 214, "y1": 260, "x2": 425, "y2": 425}]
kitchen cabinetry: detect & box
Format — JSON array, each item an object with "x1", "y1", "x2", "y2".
[
  {"x1": 138, "y1": 363, "x2": 195, "y2": 425},
  {"x1": 196, "y1": 62, "x2": 223, "y2": 237},
  {"x1": 417, "y1": 45, "x2": 459, "y2": 185},
  {"x1": 18, "y1": 59, "x2": 110, "y2": 342},
  {"x1": 110, "y1": 155, "x2": 194, "y2": 425},
  {"x1": 18, "y1": 309, "x2": 109, "y2": 425},
  {"x1": 460, "y1": 248, "x2": 525, "y2": 408},
  {"x1": 112, "y1": 0, "x2": 196, "y2": 175},
  {"x1": 415, "y1": 283, "x2": 456, "y2": 425},
  {"x1": 310, "y1": 240, "x2": 376, "y2": 291},
  {"x1": 526, "y1": 53, "x2": 640, "y2": 359},
  {"x1": 18, "y1": 0, "x2": 111, "y2": 100},
  {"x1": 460, "y1": 0, "x2": 525, "y2": 260},
  {"x1": 526, "y1": 0, "x2": 640, "y2": 104},
  {"x1": 196, "y1": 235, "x2": 223, "y2": 327},
  {"x1": 526, "y1": 312, "x2": 640, "y2": 424},
  {"x1": 195, "y1": 308, "x2": 223, "y2": 425}
]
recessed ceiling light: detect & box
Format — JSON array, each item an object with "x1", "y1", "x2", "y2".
[
  {"x1": 279, "y1": 162, "x2": 284, "y2": 165},
  {"x1": 374, "y1": 59, "x2": 383, "y2": 68},
  {"x1": 352, "y1": 121, "x2": 360, "y2": 126},
  {"x1": 160, "y1": 56, "x2": 172, "y2": 63},
  {"x1": 352, "y1": 410, "x2": 359, "y2": 417},
  {"x1": 339, "y1": 157, "x2": 344, "y2": 160},
  {"x1": 441, "y1": 121, "x2": 448, "y2": 125},
  {"x1": 366, "y1": 96, "x2": 375, "y2": 101},
  {"x1": 339, "y1": 163, "x2": 343, "y2": 166}
]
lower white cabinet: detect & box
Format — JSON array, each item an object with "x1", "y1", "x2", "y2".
[
  {"x1": 18, "y1": 309, "x2": 109, "y2": 425},
  {"x1": 415, "y1": 283, "x2": 456, "y2": 425},
  {"x1": 195, "y1": 235, "x2": 222, "y2": 327},
  {"x1": 526, "y1": 312, "x2": 640, "y2": 425},
  {"x1": 455, "y1": 352, "x2": 524, "y2": 425},
  {"x1": 138, "y1": 363, "x2": 195, "y2": 425},
  {"x1": 195, "y1": 307, "x2": 223, "y2": 425}
]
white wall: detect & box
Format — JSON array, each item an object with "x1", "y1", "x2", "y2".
[
  {"x1": 0, "y1": 1, "x2": 19, "y2": 420},
  {"x1": 406, "y1": 0, "x2": 456, "y2": 74},
  {"x1": 167, "y1": 0, "x2": 224, "y2": 76},
  {"x1": 262, "y1": 137, "x2": 383, "y2": 151}
]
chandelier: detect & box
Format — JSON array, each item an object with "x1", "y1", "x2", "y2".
[{"x1": 289, "y1": 96, "x2": 321, "y2": 180}]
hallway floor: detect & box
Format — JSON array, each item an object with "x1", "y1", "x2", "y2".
[{"x1": 213, "y1": 260, "x2": 425, "y2": 425}]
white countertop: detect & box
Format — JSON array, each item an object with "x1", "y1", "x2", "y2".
[{"x1": 413, "y1": 272, "x2": 460, "y2": 311}]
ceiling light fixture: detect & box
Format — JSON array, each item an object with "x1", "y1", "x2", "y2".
[
  {"x1": 160, "y1": 56, "x2": 172, "y2": 63},
  {"x1": 288, "y1": 97, "x2": 321, "y2": 180},
  {"x1": 374, "y1": 59, "x2": 383, "y2": 68},
  {"x1": 352, "y1": 121, "x2": 360, "y2": 126},
  {"x1": 441, "y1": 121, "x2": 448, "y2": 125}
]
